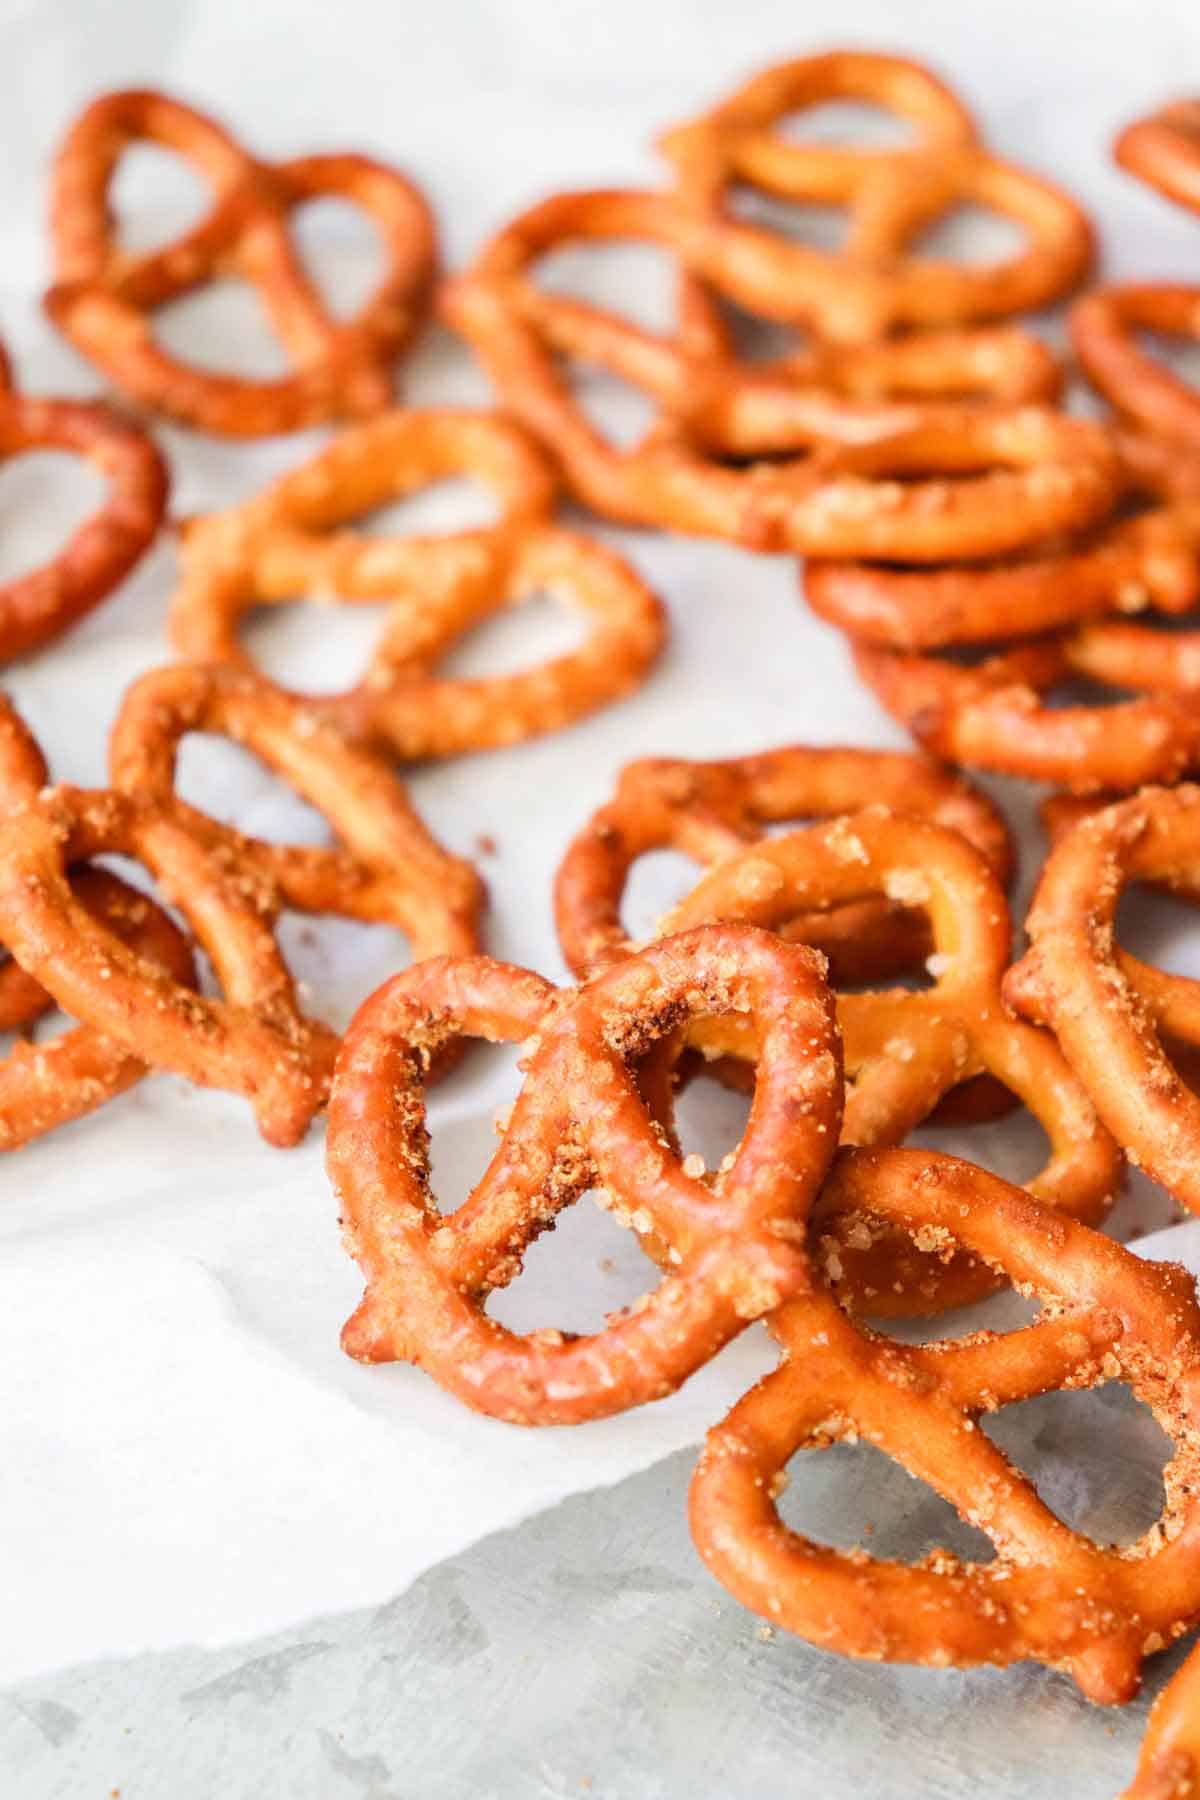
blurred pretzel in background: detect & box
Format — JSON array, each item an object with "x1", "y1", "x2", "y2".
[
  {"x1": 656, "y1": 50, "x2": 1093, "y2": 341},
  {"x1": 44, "y1": 89, "x2": 437, "y2": 435},
  {"x1": 171, "y1": 406, "x2": 666, "y2": 755},
  {"x1": 0, "y1": 339, "x2": 167, "y2": 664}
]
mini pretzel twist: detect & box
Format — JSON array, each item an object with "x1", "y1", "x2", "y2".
[
  {"x1": 109, "y1": 664, "x2": 486, "y2": 968},
  {"x1": 656, "y1": 51, "x2": 1093, "y2": 342},
  {"x1": 446, "y1": 191, "x2": 1118, "y2": 563},
  {"x1": 654, "y1": 809, "x2": 1120, "y2": 1314},
  {"x1": 1006, "y1": 786, "x2": 1200, "y2": 1213},
  {"x1": 1072, "y1": 98, "x2": 1200, "y2": 457},
  {"x1": 0, "y1": 770, "x2": 336, "y2": 1147},
  {"x1": 44, "y1": 89, "x2": 437, "y2": 436},
  {"x1": 0, "y1": 340, "x2": 167, "y2": 663},
  {"x1": 0, "y1": 701, "x2": 198, "y2": 1148},
  {"x1": 170, "y1": 408, "x2": 665, "y2": 755},
  {"x1": 690, "y1": 1147, "x2": 1200, "y2": 1706},
  {"x1": 854, "y1": 632, "x2": 1200, "y2": 793},
  {"x1": 805, "y1": 429, "x2": 1200, "y2": 649},
  {"x1": 553, "y1": 743, "x2": 1012, "y2": 987},
  {"x1": 327, "y1": 924, "x2": 843, "y2": 1425}
]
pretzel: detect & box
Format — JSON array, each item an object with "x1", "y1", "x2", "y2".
[
  {"x1": 689, "y1": 1146, "x2": 1200, "y2": 1706},
  {"x1": 553, "y1": 743, "x2": 1012, "y2": 988},
  {"x1": 654, "y1": 809, "x2": 1119, "y2": 1314},
  {"x1": 656, "y1": 51, "x2": 1093, "y2": 343},
  {"x1": 806, "y1": 431, "x2": 1200, "y2": 650},
  {"x1": 1122, "y1": 1640, "x2": 1200, "y2": 1797},
  {"x1": 170, "y1": 408, "x2": 665, "y2": 755},
  {"x1": 1073, "y1": 287, "x2": 1200, "y2": 456},
  {"x1": 109, "y1": 664, "x2": 485, "y2": 969},
  {"x1": 0, "y1": 694, "x2": 336, "y2": 1147},
  {"x1": 1005, "y1": 785, "x2": 1200, "y2": 1214},
  {"x1": 327, "y1": 924, "x2": 843, "y2": 1424},
  {"x1": 0, "y1": 341, "x2": 167, "y2": 663},
  {"x1": 446, "y1": 193, "x2": 1118, "y2": 562},
  {"x1": 853, "y1": 635, "x2": 1200, "y2": 792},
  {"x1": 1117, "y1": 98, "x2": 1200, "y2": 218},
  {"x1": 44, "y1": 89, "x2": 436, "y2": 436}
]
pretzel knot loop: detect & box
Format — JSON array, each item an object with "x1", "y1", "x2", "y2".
[
  {"x1": 0, "y1": 340, "x2": 167, "y2": 663},
  {"x1": 656, "y1": 50, "x2": 1093, "y2": 342},
  {"x1": 690, "y1": 1147, "x2": 1200, "y2": 1706},
  {"x1": 171, "y1": 408, "x2": 665, "y2": 756},
  {"x1": 44, "y1": 89, "x2": 437, "y2": 436},
  {"x1": 327, "y1": 924, "x2": 843, "y2": 1425}
]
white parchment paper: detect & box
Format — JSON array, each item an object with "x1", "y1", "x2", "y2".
[{"x1": 2, "y1": 11, "x2": 1200, "y2": 1788}]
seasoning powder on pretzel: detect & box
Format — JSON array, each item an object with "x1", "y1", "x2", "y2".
[
  {"x1": 690, "y1": 1147, "x2": 1200, "y2": 1706},
  {"x1": 327, "y1": 925, "x2": 842, "y2": 1424},
  {"x1": 171, "y1": 408, "x2": 665, "y2": 756}
]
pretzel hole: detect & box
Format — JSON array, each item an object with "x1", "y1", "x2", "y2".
[
  {"x1": 775, "y1": 1436, "x2": 995, "y2": 1563},
  {"x1": 154, "y1": 280, "x2": 292, "y2": 377},
  {"x1": 911, "y1": 205, "x2": 1027, "y2": 267},
  {"x1": 1040, "y1": 675, "x2": 1140, "y2": 711},
  {"x1": 175, "y1": 733, "x2": 333, "y2": 848},
  {"x1": 487, "y1": 1191, "x2": 664, "y2": 1334},
  {"x1": 727, "y1": 187, "x2": 847, "y2": 252},
  {"x1": 291, "y1": 198, "x2": 387, "y2": 321},
  {"x1": 241, "y1": 597, "x2": 387, "y2": 693},
  {"x1": 672, "y1": 1073, "x2": 753, "y2": 1176},
  {"x1": 1117, "y1": 885, "x2": 1200, "y2": 982},
  {"x1": 109, "y1": 142, "x2": 209, "y2": 253},
  {"x1": 534, "y1": 241, "x2": 678, "y2": 335},
  {"x1": 275, "y1": 912, "x2": 410, "y2": 1035},
  {"x1": 436, "y1": 590, "x2": 587, "y2": 680},
  {"x1": 557, "y1": 363, "x2": 660, "y2": 450},
  {"x1": 345, "y1": 477, "x2": 501, "y2": 537},
  {"x1": 904, "y1": 1106, "x2": 1050, "y2": 1191},
  {"x1": 1133, "y1": 328, "x2": 1200, "y2": 387},
  {"x1": 622, "y1": 849, "x2": 705, "y2": 943},
  {"x1": 0, "y1": 451, "x2": 106, "y2": 586},
  {"x1": 980, "y1": 1383, "x2": 1172, "y2": 1546},
  {"x1": 716, "y1": 298, "x2": 803, "y2": 367},
  {"x1": 775, "y1": 100, "x2": 917, "y2": 149}
]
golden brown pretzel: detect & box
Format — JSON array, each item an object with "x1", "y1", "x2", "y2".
[
  {"x1": 0, "y1": 694, "x2": 336, "y2": 1147},
  {"x1": 1006, "y1": 786, "x2": 1200, "y2": 1213},
  {"x1": 553, "y1": 743, "x2": 1012, "y2": 987},
  {"x1": 45, "y1": 89, "x2": 436, "y2": 436},
  {"x1": 690, "y1": 1146, "x2": 1200, "y2": 1706},
  {"x1": 1117, "y1": 98, "x2": 1200, "y2": 217},
  {"x1": 328, "y1": 925, "x2": 843, "y2": 1424},
  {"x1": 446, "y1": 190, "x2": 1118, "y2": 562},
  {"x1": 655, "y1": 809, "x2": 1120, "y2": 1314},
  {"x1": 657, "y1": 50, "x2": 1093, "y2": 342},
  {"x1": 170, "y1": 408, "x2": 665, "y2": 755},
  {"x1": 806, "y1": 429, "x2": 1200, "y2": 650},
  {"x1": 0, "y1": 341, "x2": 167, "y2": 663},
  {"x1": 109, "y1": 664, "x2": 485, "y2": 969},
  {"x1": 1073, "y1": 286, "x2": 1200, "y2": 456},
  {"x1": 853, "y1": 634, "x2": 1200, "y2": 792}
]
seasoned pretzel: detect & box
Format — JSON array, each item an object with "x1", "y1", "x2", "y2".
[
  {"x1": 0, "y1": 699, "x2": 199, "y2": 1147},
  {"x1": 0, "y1": 696, "x2": 336, "y2": 1147},
  {"x1": 1117, "y1": 99, "x2": 1200, "y2": 218},
  {"x1": 806, "y1": 431, "x2": 1200, "y2": 650},
  {"x1": 170, "y1": 408, "x2": 665, "y2": 755},
  {"x1": 1122, "y1": 1639, "x2": 1200, "y2": 1797},
  {"x1": 553, "y1": 743, "x2": 1012, "y2": 987},
  {"x1": 109, "y1": 664, "x2": 485, "y2": 968},
  {"x1": 689, "y1": 1146, "x2": 1200, "y2": 1705},
  {"x1": 1006, "y1": 786, "x2": 1200, "y2": 1213},
  {"x1": 44, "y1": 89, "x2": 436, "y2": 436},
  {"x1": 853, "y1": 635, "x2": 1200, "y2": 792},
  {"x1": 327, "y1": 925, "x2": 843, "y2": 1424},
  {"x1": 657, "y1": 51, "x2": 1093, "y2": 342},
  {"x1": 446, "y1": 193, "x2": 1118, "y2": 562},
  {"x1": 0, "y1": 341, "x2": 167, "y2": 663},
  {"x1": 655, "y1": 809, "x2": 1120, "y2": 1313},
  {"x1": 1073, "y1": 287, "x2": 1200, "y2": 456}
]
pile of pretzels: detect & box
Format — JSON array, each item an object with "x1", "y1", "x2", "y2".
[{"x1": 6, "y1": 52, "x2": 1200, "y2": 1797}]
